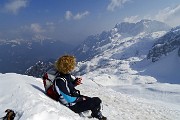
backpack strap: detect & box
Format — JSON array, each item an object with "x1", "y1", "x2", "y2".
[{"x1": 52, "y1": 72, "x2": 60, "y2": 96}]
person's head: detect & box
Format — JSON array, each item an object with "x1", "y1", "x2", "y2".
[{"x1": 55, "y1": 55, "x2": 76, "y2": 74}]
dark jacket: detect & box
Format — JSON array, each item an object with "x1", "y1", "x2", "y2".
[{"x1": 55, "y1": 73, "x2": 82, "y2": 106}]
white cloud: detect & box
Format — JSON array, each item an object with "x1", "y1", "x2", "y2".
[
  {"x1": 107, "y1": 0, "x2": 130, "y2": 11},
  {"x1": 29, "y1": 23, "x2": 51, "y2": 41},
  {"x1": 123, "y1": 15, "x2": 140, "y2": 23},
  {"x1": 46, "y1": 22, "x2": 55, "y2": 32},
  {"x1": 4, "y1": 0, "x2": 28, "y2": 14},
  {"x1": 65, "y1": 11, "x2": 73, "y2": 20},
  {"x1": 21, "y1": 23, "x2": 55, "y2": 34},
  {"x1": 65, "y1": 10, "x2": 89, "y2": 20},
  {"x1": 32, "y1": 34, "x2": 48, "y2": 41},
  {"x1": 46, "y1": 22, "x2": 54, "y2": 26},
  {"x1": 155, "y1": 5, "x2": 180, "y2": 26},
  {"x1": 74, "y1": 11, "x2": 89, "y2": 20},
  {"x1": 122, "y1": 5, "x2": 180, "y2": 27},
  {"x1": 30, "y1": 23, "x2": 45, "y2": 33}
]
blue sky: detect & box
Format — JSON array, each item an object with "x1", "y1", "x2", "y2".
[{"x1": 0, "y1": 0, "x2": 180, "y2": 46}]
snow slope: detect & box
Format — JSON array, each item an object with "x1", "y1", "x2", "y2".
[
  {"x1": 0, "y1": 73, "x2": 180, "y2": 120},
  {"x1": 133, "y1": 49, "x2": 180, "y2": 84}
]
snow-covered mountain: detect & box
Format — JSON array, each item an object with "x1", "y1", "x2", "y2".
[
  {"x1": 114, "y1": 19, "x2": 170, "y2": 36},
  {"x1": 147, "y1": 26, "x2": 180, "y2": 62},
  {"x1": 0, "y1": 73, "x2": 180, "y2": 120},
  {"x1": 26, "y1": 19, "x2": 179, "y2": 85},
  {"x1": 25, "y1": 19, "x2": 180, "y2": 85},
  {"x1": 73, "y1": 20, "x2": 172, "y2": 83},
  {"x1": 70, "y1": 20, "x2": 180, "y2": 108},
  {"x1": 25, "y1": 61, "x2": 54, "y2": 78},
  {"x1": 0, "y1": 39, "x2": 73, "y2": 73},
  {"x1": 133, "y1": 26, "x2": 180, "y2": 84},
  {"x1": 73, "y1": 19, "x2": 171, "y2": 61}
]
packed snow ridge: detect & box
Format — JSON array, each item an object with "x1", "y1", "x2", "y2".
[{"x1": 0, "y1": 73, "x2": 180, "y2": 120}]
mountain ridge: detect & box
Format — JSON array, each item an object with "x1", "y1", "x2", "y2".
[
  {"x1": 25, "y1": 19, "x2": 180, "y2": 84},
  {"x1": 73, "y1": 19, "x2": 171, "y2": 62},
  {"x1": 0, "y1": 38, "x2": 73, "y2": 73}
]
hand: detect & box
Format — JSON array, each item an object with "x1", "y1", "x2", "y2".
[{"x1": 75, "y1": 77, "x2": 82, "y2": 85}]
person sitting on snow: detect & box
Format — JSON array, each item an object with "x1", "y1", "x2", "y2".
[{"x1": 54, "y1": 55, "x2": 106, "y2": 120}]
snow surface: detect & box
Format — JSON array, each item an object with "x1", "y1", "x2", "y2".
[
  {"x1": 0, "y1": 73, "x2": 180, "y2": 120},
  {"x1": 133, "y1": 49, "x2": 180, "y2": 84}
]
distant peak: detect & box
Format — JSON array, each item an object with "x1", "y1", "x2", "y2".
[
  {"x1": 139, "y1": 19, "x2": 152, "y2": 23},
  {"x1": 114, "y1": 19, "x2": 171, "y2": 36}
]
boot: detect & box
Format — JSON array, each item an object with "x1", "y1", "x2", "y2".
[
  {"x1": 91, "y1": 111, "x2": 107, "y2": 120},
  {"x1": 98, "y1": 116, "x2": 107, "y2": 120}
]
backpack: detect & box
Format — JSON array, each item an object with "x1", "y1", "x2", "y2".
[{"x1": 42, "y1": 68, "x2": 59, "y2": 101}]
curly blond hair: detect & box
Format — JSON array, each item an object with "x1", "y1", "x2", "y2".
[{"x1": 55, "y1": 55, "x2": 76, "y2": 74}]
